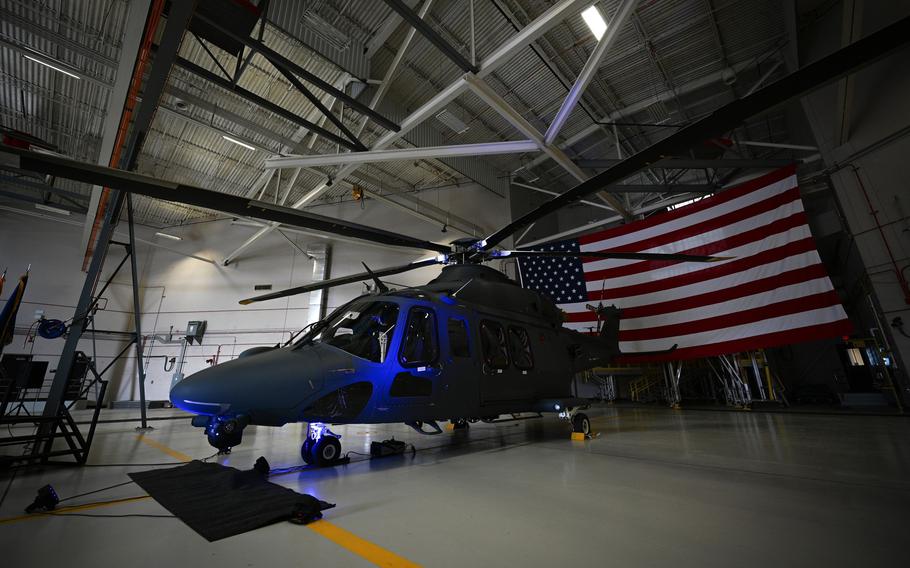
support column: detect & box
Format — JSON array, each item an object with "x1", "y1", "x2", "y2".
[{"x1": 306, "y1": 244, "x2": 330, "y2": 327}]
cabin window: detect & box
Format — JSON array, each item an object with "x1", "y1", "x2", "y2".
[
  {"x1": 448, "y1": 318, "x2": 470, "y2": 358},
  {"x1": 315, "y1": 301, "x2": 400, "y2": 363},
  {"x1": 480, "y1": 320, "x2": 509, "y2": 371},
  {"x1": 399, "y1": 307, "x2": 439, "y2": 367},
  {"x1": 508, "y1": 326, "x2": 534, "y2": 370}
]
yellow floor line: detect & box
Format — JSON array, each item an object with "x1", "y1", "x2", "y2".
[
  {"x1": 136, "y1": 434, "x2": 193, "y2": 462},
  {"x1": 0, "y1": 496, "x2": 151, "y2": 525},
  {"x1": 307, "y1": 519, "x2": 422, "y2": 568}
]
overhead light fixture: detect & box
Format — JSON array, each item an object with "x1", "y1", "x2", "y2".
[
  {"x1": 155, "y1": 231, "x2": 183, "y2": 241},
  {"x1": 23, "y1": 55, "x2": 81, "y2": 79},
  {"x1": 34, "y1": 203, "x2": 70, "y2": 215},
  {"x1": 581, "y1": 5, "x2": 608, "y2": 40},
  {"x1": 222, "y1": 135, "x2": 255, "y2": 151}
]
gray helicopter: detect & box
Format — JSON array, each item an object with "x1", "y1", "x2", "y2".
[{"x1": 169, "y1": 240, "x2": 722, "y2": 465}]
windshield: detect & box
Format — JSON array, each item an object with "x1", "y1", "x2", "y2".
[{"x1": 302, "y1": 300, "x2": 400, "y2": 363}]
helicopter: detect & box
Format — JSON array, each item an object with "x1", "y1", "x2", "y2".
[{"x1": 168, "y1": 239, "x2": 723, "y2": 465}]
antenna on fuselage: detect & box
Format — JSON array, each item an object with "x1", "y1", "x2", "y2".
[
  {"x1": 451, "y1": 277, "x2": 474, "y2": 298},
  {"x1": 361, "y1": 262, "x2": 389, "y2": 293}
]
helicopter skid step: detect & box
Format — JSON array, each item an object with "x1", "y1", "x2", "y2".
[{"x1": 405, "y1": 420, "x2": 443, "y2": 435}]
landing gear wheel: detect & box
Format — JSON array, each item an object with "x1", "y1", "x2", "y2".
[
  {"x1": 451, "y1": 418, "x2": 469, "y2": 430},
  {"x1": 301, "y1": 438, "x2": 314, "y2": 465},
  {"x1": 572, "y1": 412, "x2": 591, "y2": 436},
  {"x1": 312, "y1": 436, "x2": 342, "y2": 466}
]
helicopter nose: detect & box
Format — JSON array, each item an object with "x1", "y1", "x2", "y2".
[
  {"x1": 169, "y1": 347, "x2": 323, "y2": 416},
  {"x1": 169, "y1": 367, "x2": 230, "y2": 415}
]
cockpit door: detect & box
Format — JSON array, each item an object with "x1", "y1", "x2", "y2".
[{"x1": 387, "y1": 306, "x2": 442, "y2": 408}]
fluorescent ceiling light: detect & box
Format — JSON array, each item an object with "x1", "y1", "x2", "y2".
[
  {"x1": 34, "y1": 203, "x2": 70, "y2": 215},
  {"x1": 582, "y1": 5, "x2": 608, "y2": 40},
  {"x1": 155, "y1": 231, "x2": 183, "y2": 241},
  {"x1": 23, "y1": 55, "x2": 81, "y2": 79},
  {"x1": 222, "y1": 135, "x2": 255, "y2": 151}
]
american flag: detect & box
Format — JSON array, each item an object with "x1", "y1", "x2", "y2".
[{"x1": 517, "y1": 166, "x2": 852, "y2": 362}]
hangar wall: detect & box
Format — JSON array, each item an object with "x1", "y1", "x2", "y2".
[
  {"x1": 793, "y1": 0, "x2": 910, "y2": 401},
  {"x1": 0, "y1": 182, "x2": 509, "y2": 404}
]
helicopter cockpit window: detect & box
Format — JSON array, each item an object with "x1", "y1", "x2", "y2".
[
  {"x1": 480, "y1": 320, "x2": 509, "y2": 370},
  {"x1": 448, "y1": 318, "x2": 470, "y2": 358},
  {"x1": 508, "y1": 326, "x2": 534, "y2": 370},
  {"x1": 399, "y1": 307, "x2": 439, "y2": 367},
  {"x1": 313, "y1": 301, "x2": 400, "y2": 363}
]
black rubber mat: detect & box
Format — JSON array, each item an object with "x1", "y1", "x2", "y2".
[{"x1": 130, "y1": 460, "x2": 332, "y2": 541}]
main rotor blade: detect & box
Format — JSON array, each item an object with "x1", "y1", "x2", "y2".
[
  {"x1": 494, "y1": 250, "x2": 729, "y2": 262},
  {"x1": 239, "y1": 258, "x2": 443, "y2": 304},
  {"x1": 478, "y1": 15, "x2": 910, "y2": 251},
  {"x1": 0, "y1": 147, "x2": 452, "y2": 254}
]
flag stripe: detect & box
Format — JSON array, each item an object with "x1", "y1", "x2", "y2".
[
  {"x1": 582, "y1": 196, "x2": 804, "y2": 274},
  {"x1": 564, "y1": 264, "x2": 832, "y2": 322},
  {"x1": 584, "y1": 224, "x2": 814, "y2": 291},
  {"x1": 582, "y1": 185, "x2": 800, "y2": 262},
  {"x1": 584, "y1": 210, "x2": 809, "y2": 282},
  {"x1": 608, "y1": 304, "x2": 850, "y2": 351},
  {"x1": 618, "y1": 289, "x2": 843, "y2": 341},
  {"x1": 578, "y1": 166, "x2": 797, "y2": 246},
  {"x1": 615, "y1": 319, "x2": 853, "y2": 363},
  {"x1": 585, "y1": 236, "x2": 819, "y2": 301}
]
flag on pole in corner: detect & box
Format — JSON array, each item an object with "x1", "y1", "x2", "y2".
[{"x1": 0, "y1": 271, "x2": 29, "y2": 349}]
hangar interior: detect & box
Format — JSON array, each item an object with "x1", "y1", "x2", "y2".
[{"x1": 1, "y1": 0, "x2": 909, "y2": 565}]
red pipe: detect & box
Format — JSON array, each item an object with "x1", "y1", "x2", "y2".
[
  {"x1": 852, "y1": 166, "x2": 910, "y2": 304},
  {"x1": 82, "y1": 0, "x2": 167, "y2": 270}
]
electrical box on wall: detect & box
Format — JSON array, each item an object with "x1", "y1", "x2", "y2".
[{"x1": 186, "y1": 320, "x2": 207, "y2": 345}]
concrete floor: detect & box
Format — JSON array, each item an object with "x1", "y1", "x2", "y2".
[{"x1": 2, "y1": 404, "x2": 909, "y2": 567}]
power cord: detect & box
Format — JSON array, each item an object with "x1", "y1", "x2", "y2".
[{"x1": 35, "y1": 512, "x2": 175, "y2": 519}]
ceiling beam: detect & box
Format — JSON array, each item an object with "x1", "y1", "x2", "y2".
[
  {"x1": 172, "y1": 56, "x2": 364, "y2": 152},
  {"x1": 544, "y1": 0, "x2": 638, "y2": 144},
  {"x1": 480, "y1": 14, "x2": 910, "y2": 250},
  {"x1": 576, "y1": 158, "x2": 797, "y2": 169},
  {"x1": 383, "y1": 0, "x2": 478, "y2": 73},
  {"x1": 191, "y1": 13, "x2": 401, "y2": 132},
  {"x1": 464, "y1": 74, "x2": 631, "y2": 219},
  {"x1": 266, "y1": 140, "x2": 539, "y2": 169},
  {"x1": 520, "y1": 51, "x2": 781, "y2": 174},
  {"x1": 221, "y1": 0, "x2": 592, "y2": 264}
]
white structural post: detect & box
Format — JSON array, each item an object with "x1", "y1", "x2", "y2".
[
  {"x1": 306, "y1": 243, "x2": 330, "y2": 326},
  {"x1": 519, "y1": 51, "x2": 779, "y2": 174},
  {"x1": 544, "y1": 0, "x2": 638, "y2": 145},
  {"x1": 464, "y1": 74, "x2": 630, "y2": 217},
  {"x1": 512, "y1": 181, "x2": 614, "y2": 211},
  {"x1": 264, "y1": 140, "x2": 539, "y2": 169}
]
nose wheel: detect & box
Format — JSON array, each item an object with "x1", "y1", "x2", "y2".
[
  {"x1": 205, "y1": 416, "x2": 246, "y2": 453},
  {"x1": 301, "y1": 423, "x2": 345, "y2": 467}
]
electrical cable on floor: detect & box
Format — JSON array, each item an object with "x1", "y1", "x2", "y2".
[
  {"x1": 35, "y1": 512, "x2": 176, "y2": 519},
  {"x1": 81, "y1": 450, "x2": 218, "y2": 468},
  {"x1": 56, "y1": 480, "x2": 136, "y2": 504}
]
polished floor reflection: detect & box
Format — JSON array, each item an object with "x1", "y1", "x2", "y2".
[{"x1": 2, "y1": 405, "x2": 909, "y2": 567}]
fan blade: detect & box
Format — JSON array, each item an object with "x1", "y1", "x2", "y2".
[
  {"x1": 239, "y1": 258, "x2": 443, "y2": 304},
  {"x1": 0, "y1": 147, "x2": 451, "y2": 254},
  {"x1": 476, "y1": 16, "x2": 910, "y2": 251},
  {"x1": 495, "y1": 250, "x2": 730, "y2": 262}
]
